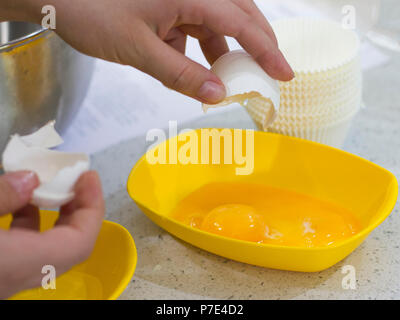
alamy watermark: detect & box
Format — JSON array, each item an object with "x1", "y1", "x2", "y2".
[
  {"x1": 341, "y1": 1, "x2": 381, "y2": 31},
  {"x1": 146, "y1": 121, "x2": 255, "y2": 175},
  {"x1": 342, "y1": 5, "x2": 357, "y2": 30},
  {"x1": 41, "y1": 5, "x2": 56, "y2": 30},
  {"x1": 41, "y1": 265, "x2": 56, "y2": 290},
  {"x1": 341, "y1": 265, "x2": 357, "y2": 290}
]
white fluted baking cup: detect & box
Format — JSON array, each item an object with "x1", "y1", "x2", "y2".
[
  {"x1": 271, "y1": 18, "x2": 360, "y2": 74},
  {"x1": 248, "y1": 86, "x2": 361, "y2": 128},
  {"x1": 269, "y1": 106, "x2": 361, "y2": 148},
  {"x1": 278, "y1": 87, "x2": 362, "y2": 119},
  {"x1": 202, "y1": 50, "x2": 280, "y2": 130},
  {"x1": 278, "y1": 90, "x2": 362, "y2": 122},
  {"x1": 273, "y1": 101, "x2": 361, "y2": 127},
  {"x1": 279, "y1": 60, "x2": 362, "y2": 113},
  {"x1": 243, "y1": 17, "x2": 362, "y2": 147},
  {"x1": 270, "y1": 18, "x2": 362, "y2": 118}
]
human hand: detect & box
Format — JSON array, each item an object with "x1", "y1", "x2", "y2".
[
  {"x1": 0, "y1": 171, "x2": 104, "y2": 299},
  {"x1": 23, "y1": 0, "x2": 293, "y2": 104}
]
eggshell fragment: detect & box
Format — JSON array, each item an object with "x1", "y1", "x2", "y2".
[
  {"x1": 202, "y1": 50, "x2": 280, "y2": 129},
  {"x1": 19, "y1": 120, "x2": 64, "y2": 148},
  {"x1": 2, "y1": 122, "x2": 90, "y2": 208}
]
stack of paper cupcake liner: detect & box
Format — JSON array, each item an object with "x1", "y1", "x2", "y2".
[{"x1": 245, "y1": 18, "x2": 363, "y2": 148}]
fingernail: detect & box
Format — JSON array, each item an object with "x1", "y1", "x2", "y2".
[
  {"x1": 197, "y1": 81, "x2": 226, "y2": 103},
  {"x1": 4, "y1": 171, "x2": 39, "y2": 195}
]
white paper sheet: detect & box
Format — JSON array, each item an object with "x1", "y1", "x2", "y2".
[{"x1": 58, "y1": 0, "x2": 390, "y2": 153}]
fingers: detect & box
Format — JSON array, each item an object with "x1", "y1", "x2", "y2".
[
  {"x1": 232, "y1": 0, "x2": 278, "y2": 45},
  {"x1": 179, "y1": 25, "x2": 229, "y2": 65},
  {"x1": 199, "y1": 34, "x2": 229, "y2": 65},
  {"x1": 57, "y1": 171, "x2": 104, "y2": 235},
  {"x1": 181, "y1": 0, "x2": 294, "y2": 81},
  {"x1": 0, "y1": 171, "x2": 39, "y2": 216},
  {"x1": 137, "y1": 27, "x2": 226, "y2": 104},
  {"x1": 164, "y1": 28, "x2": 187, "y2": 54},
  {"x1": 236, "y1": 21, "x2": 293, "y2": 81},
  {"x1": 0, "y1": 171, "x2": 105, "y2": 296},
  {"x1": 11, "y1": 205, "x2": 40, "y2": 230},
  {"x1": 44, "y1": 170, "x2": 104, "y2": 265}
]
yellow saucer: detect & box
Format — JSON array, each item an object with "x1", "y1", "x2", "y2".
[
  {"x1": 127, "y1": 129, "x2": 398, "y2": 272},
  {"x1": 0, "y1": 211, "x2": 137, "y2": 300}
]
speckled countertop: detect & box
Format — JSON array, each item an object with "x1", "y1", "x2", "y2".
[{"x1": 90, "y1": 44, "x2": 400, "y2": 300}]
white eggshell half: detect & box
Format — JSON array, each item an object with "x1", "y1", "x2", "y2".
[
  {"x1": 202, "y1": 50, "x2": 280, "y2": 128},
  {"x1": 2, "y1": 122, "x2": 90, "y2": 208}
]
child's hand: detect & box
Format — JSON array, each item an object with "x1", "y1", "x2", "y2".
[
  {"x1": 27, "y1": 0, "x2": 294, "y2": 104},
  {"x1": 0, "y1": 171, "x2": 104, "y2": 299}
]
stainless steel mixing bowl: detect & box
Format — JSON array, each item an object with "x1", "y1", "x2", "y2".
[{"x1": 0, "y1": 22, "x2": 95, "y2": 151}]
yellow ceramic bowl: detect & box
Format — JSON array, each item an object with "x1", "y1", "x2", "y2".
[
  {"x1": 0, "y1": 211, "x2": 137, "y2": 300},
  {"x1": 127, "y1": 129, "x2": 398, "y2": 272}
]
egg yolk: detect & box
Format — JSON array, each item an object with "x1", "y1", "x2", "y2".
[
  {"x1": 170, "y1": 182, "x2": 362, "y2": 248},
  {"x1": 200, "y1": 204, "x2": 267, "y2": 242}
]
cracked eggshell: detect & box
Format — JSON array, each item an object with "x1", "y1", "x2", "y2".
[
  {"x1": 19, "y1": 120, "x2": 64, "y2": 148},
  {"x1": 2, "y1": 122, "x2": 90, "y2": 208},
  {"x1": 202, "y1": 50, "x2": 280, "y2": 129}
]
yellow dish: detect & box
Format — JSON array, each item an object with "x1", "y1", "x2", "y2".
[
  {"x1": 127, "y1": 129, "x2": 398, "y2": 272},
  {"x1": 0, "y1": 211, "x2": 137, "y2": 300}
]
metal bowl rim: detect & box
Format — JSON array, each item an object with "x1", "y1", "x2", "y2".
[{"x1": 0, "y1": 26, "x2": 50, "y2": 52}]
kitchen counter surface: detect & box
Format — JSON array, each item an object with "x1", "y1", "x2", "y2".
[{"x1": 92, "y1": 45, "x2": 399, "y2": 299}]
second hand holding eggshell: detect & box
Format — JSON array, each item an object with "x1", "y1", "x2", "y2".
[{"x1": 2, "y1": 121, "x2": 90, "y2": 208}]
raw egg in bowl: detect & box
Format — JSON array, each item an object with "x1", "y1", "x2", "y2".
[{"x1": 127, "y1": 129, "x2": 397, "y2": 272}]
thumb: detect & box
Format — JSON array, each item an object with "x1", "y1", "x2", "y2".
[
  {"x1": 137, "y1": 28, "x2": 226, "y2": 104},
  {"x1": 0, "y1": 171, "x2": 39, "y2": 215}
]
